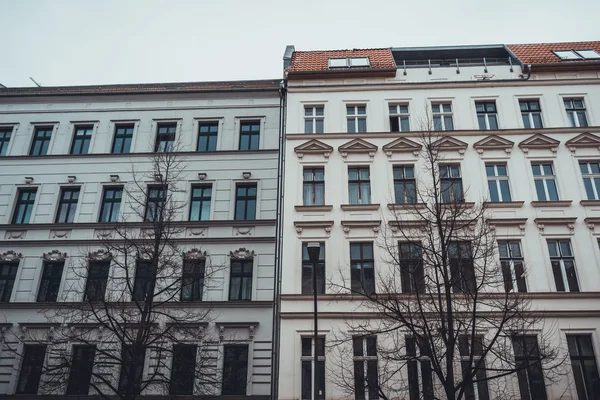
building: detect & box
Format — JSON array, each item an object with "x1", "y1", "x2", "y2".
[
  {"x1": 0, "y1": 80, "x2": 282, "y2": 398},
  {"x1": 278, "y1": 42, "x2": 600, "y2": 400}
]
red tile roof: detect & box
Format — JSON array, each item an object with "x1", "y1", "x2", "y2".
[
  {"x1": 0, "y1": 79, "x2": 281, "y2": 97},
  {"x1": 287, "y1": 48, "x2": 395, "y2": 73},
  {"x1": 508, "y1": 42, "x2": 600, "y2": 65}
]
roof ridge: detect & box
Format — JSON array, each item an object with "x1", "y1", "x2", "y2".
[{"x1": 293, "y1": 48, "x2": 391, "y2": 54}]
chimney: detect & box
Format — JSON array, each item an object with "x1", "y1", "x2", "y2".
[{"x1": 283, "y1": 45, "x2": 295, "y2": 73}]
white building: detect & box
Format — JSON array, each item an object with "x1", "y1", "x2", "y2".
[
  {"x1": 0, "y1": 80, "x2": 282, "y2": 398},
  {"x1": 278, "y1": 43, "x2": 600, "y2": 400}
]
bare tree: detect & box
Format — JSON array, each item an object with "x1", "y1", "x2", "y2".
[
  {"x1": 13, "y1": 141, "x2": 222, "y2": 399},
  {"x1": 329, "y1": 111, "x2": 568, "y2": 400}
]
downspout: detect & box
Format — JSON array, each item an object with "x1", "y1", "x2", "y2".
[{"x1": 271, "y1": 77, "x2": 287, "y2": 400}]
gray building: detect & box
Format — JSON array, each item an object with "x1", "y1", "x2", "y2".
[{"x1": 0, "y1": 80, "x2": 282, "y2": 398}]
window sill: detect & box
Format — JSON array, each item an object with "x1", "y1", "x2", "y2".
[
  {"x1": 484, "y1": 201, "x2": 525, "y2": 209},
  {"x1": 531, "y1": 200, "x2": 572, "y2": 208},
  {"x1": 340, "y1": 204, "x2": 380, "y2": 211},
  {"x1": 441, "y1": 202, "x2": 476, "y2": 208},
  {"x1": 294, "y1": 205, "x2": 334, "y2": 212},
  {"x1": 580, "y1": 200, "x2": 600, "y2": 207},
  {"x1": 387, "y1": 203, "x2": 427, "y2": 210}
]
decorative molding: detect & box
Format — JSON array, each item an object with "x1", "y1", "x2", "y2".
[
  {"x1": 518, "y1": 133, "x2": 560, "y2": 154},
  {"x1": 382, "y1": 137, "x2": 422, "y2": 157},
  {"x1": 87, "y1": 249, "x2": 112, "y2": 261},
  {"x1": 388, "y1": 220, "x2": 427, "y2": 233},
  {"x1": 580, "y1": 200, "x2": 600, "y2": 207},
  {"x1": 338, "y1": 138, "x2": 378, "y2": 159},
  {"x1": 234, "y1": 226, "x2": 253, "y2": 236},
  {"x1": 585, "y1": 217, "x2": 600, "y2": 232},
  {"x1": 483, "y1": 201, "x2": 525, "y2": 209},
  {"x1": 293, "y1": 220, "x2": 334, "y2": 237},
  {"x1": 294, "y1": 139, "x2": 333, "y2": 159},
  {"x1": 42, "y1": 250, "x2": 67, "y2": 263},
  {"x1": 5, "y1": 230, "x2": 26, "y2": 239},
  {"x1": 340, "y1": 204, "x2": 380, "y2": 211},
  {"x1": 0, "y1": 250, "x2": 22, "y2": 262},
  {"x1": 487, "y1": 218, "x2": 528, "y2": 235},
  {"x1": 534, "y1": 217, "x2": 577, "y2": 234},
  {"x1": 187, "y1": 228, "x2": 206, "y2": 236},
  {"x1": 387, "y1": 203, "x2": 427, "y2": 210},
  {"x1": 565, "y1": 132, "x2": 600, "y2": 153},
  {"x1": 183, "y1": 248, "x2": 207, "y2": 261},
  {"x1": 229, "y1": 248, "x2": 255, "y2": 260},
  {"x1": 215, "y1": 322, "x2": 259, "y2": 341},
  {"x1": 473, "y1": 135, "x2": 514, "y2": 154},
  {"x1": 340, "y1": 220, "x2": 381, "y2": 235},
  {"x1": 50, "y1": 229, "x2": 71, "y2": 239},
  {"x1": 431, "y1": 136, "x2": 468, "y2": 154},
  {"x1": 294, "y1": 205, "x2": 334, "y2": 212},
  {"x1": 530, "y1": 200, "x2": 572, "y2": 208}
]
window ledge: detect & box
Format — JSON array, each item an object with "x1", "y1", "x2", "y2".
[
  {"x1": 580, "y1": 200, "x2": 600, "y2": 207},
  {"x1": 484, "y1": 201, "x2": 525, "y2": 209},
  {"x1": 441, "y1": 202, "x2": 476, "y2": 208},
  {"x1": 294, "y1": 205, "x2": 334, "y2": 212},
  {"x1": 387, "y1": 203, "x2": 427, "y2": 210},
  {"x1": 531, "y1": 200, "x2": 572, "y2": 208},
  {"x1": 340, "y1": 204, "x2": 380, "y2": 211}
]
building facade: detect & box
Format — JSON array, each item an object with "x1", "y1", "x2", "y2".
[
  {"x1": 278, "y1": 43, "x2": 600, "y2": 400},
  {"x1": 0, "y1": 80, "x2": 281, "y2": 398}
]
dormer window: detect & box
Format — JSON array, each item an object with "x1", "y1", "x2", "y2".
[
  {"x1": 328, "y1": 57, "x2": 371, "y2": 68},
  {"x1": 553, "y1": 49, "x2": 600, "y2": 60}
]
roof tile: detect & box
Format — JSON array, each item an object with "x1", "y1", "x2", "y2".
[
  {"x1": 287, "y1": 48, "x2": 395, "y2": 73},
  {"x1": 508, "y1": 42, "x2": 600, "y2": 65}
]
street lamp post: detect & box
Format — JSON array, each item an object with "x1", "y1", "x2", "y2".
[{"x1": 306, "y1": 242, "x2": 321, "y2": 400}]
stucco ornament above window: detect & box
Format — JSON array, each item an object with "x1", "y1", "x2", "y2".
[
  {"x1": 338, "y1": 138, "x2": 378, "y2": 159},
  {"x1": 565, "y1": 132, "x2": 600, "y2": 153},
  {"x1": 431, "y1": 136, "x2": 468, "y2": 154},
  {"x1": 183, "y1": 248, "x2": 207, "y2": 261},
  {"x1": 294, "y1": 139, "x2": 333, "y2": 159},
  {"x1": 382, "y1": 137, "x2": 422, "y2": 157},
  {"x1": 473, "y1": 135, "x2": 514, "y2": 154},
  {"x1": 519, "y1": 133, "x2": 560, "y2": 154},
  {"x1": 87, "y1": 249, "x2": 112, "y2": 261},
  {"x1": 0, "y1": 250, "x2": 22, "y2": 262},
  {"x1": 42, "y1": 250, "x2": 67, "y2": 263},
  {"x1": 229, "y1": 248, "x2": 255, "y2": 260}
]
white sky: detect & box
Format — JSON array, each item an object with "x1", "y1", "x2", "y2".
[{"x1": 1, "y1": 0, "x2": 598, "y2": 87}]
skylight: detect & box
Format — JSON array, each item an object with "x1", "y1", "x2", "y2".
[
  {"x1": 328, "y1": 57, "x2": 371, "y2": 68},
  {"x1": 349, "y1": 57, "x2": 370, "y2": 67},
  {"x1": 553, "y1": 49, "x2": 600, "y2": 60},
  {"x1": 576, "y1": 49, "x2": 600, "y2": 59},
  {"x1": 328, "y1": 58, "x2": 348, "y2": 67}
]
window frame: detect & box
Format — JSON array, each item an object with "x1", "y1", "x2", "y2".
[
  {"x1": 304, "y1": 105, "x2": 325, "y2": 134},
  {"x1": 406, "y1": 336, "x2": 434, "y2": 400},
  {"x1": 449, "y1": 241, "x2": 475, "y2": 293},
  {"x1": 564, "y1": 98, "x2": 589, "y2": 128},
  {"x1": 84, "y1": 260, "x2": 110, "y2": 302},
  {"x1": 0, "y1": 126, "x2": 13, "y2": 156},
  {"x1": 301, "y1": 336, "x2": 326, "y2": 400},
  {"x1": 37, "y1": 261, "x2": 64, "y2": 302},
  {"x1": 346, "y1": 104, "x2": 367, "y2": 133},
  {"x1": 566, "y1": 334, "x2": 600, "y2": 400},
  {"x1": 70, "y1": 125, "x2": 94, "y2": 155},
  {"x1": 132, "y1": 260, "x2": 155, "y2": 302},
  {"x1": 353, "y1": 335, "x2": 379, "y2": 400},
  {"x1": 29, "y1": 126, "x2": 54, "y2": 156},
  {"x1": 519, "y1": 99, "x2": 544, "y2": 129},
  {"x1": 170, "y1": 344, "x2": 198, "y2": 395},
  {"x1": 238, "y1": 120, "x2": 261, "y2": 151},
  {"x1": 189, "y1": 184, "x2": 212, "y2": 221},
  {"x1": 389, "y1": 103, "x2": 410, "y2": 132},
  {"x1": 440, "y1": 164, "x2": 464, "y2": 203},
  {"x1": 66, "y1": 344, "x2": 96, "y2": 395},
  {"x1": 12, "y1": 187, "x2": 37, "y2": 224},
  {"x1": 348, "y1": 166, "x2": 371, "y2": 205},
  {"x1": 16, "y1": 344, "x2": 47, "y2": 394},
  {"x1": 0, "y1": 261, "x2": 18, "y2": 302},
  {"x1": 579, "y1": 161, "x2": 600, "y2": 200},
  {"x1": 99, "y1": 186, "x2": 123, "y2": 223},
  {"x1": 118, "y1": 344, "x2": 145, "y2": 394},
  {"x1": 399, "y1": 242, "x2": 424, "y2": 293},
  {"x1": 301, "y1": 242, "x2": 325, "y2": 295},
  {"x1": 303, "y1": 167, "x2": 325, "y2": 206},
  {"x1": 55, "y1": 187, "x2": 81, "y2": 224},
  {"x1": 234, "y1": 183, "x2": 257, "y2": 221},
  {"x1": 431, "y1": 102, "x2": 454, "y2": 131},
  {"x1": 458, "y1": 335, "x2": 490, "y2": 400},
  {"x1": 144, "y1": 185, "x2": 167, "y2": 222},
  {"x1": 393, "y1": 165, "x2": 417, "y2": 204},
  {"x1": 486, "y1": 164, "x2": 512, "y2": 202},
  {"x1": 531, "y1": 163, "x2": 559, "y2": 201},
  {"x1": 512, "y1": 335, "x2": 548, "y2": 400},
  {"x1": 111, "y1": 123, "x2": 135, "y2": 154},
  {"x1": 498, "y1": 240, "x2": 527, "y2": 293},
  {"x1": 181, "y1": 259, "x2": 205, "y2": 302},
  {"x1": 222, "y1": 344, "x2": 249, "y2": 395},
  {"x1": 547, "y1": 239, "x2": 579, "y2": 292},
  {"x1": 350, "y1": 242, "x2": 375, "y2": 294},
  {"x1": 154, "y1": 122, "x2": 177, "y2": 152},
  {"x1": 197, "y1": 121, "x2": 219, "y2": 152},
  {"x1": 229, "y1": 259, "x2": 253, "y2": 301},
  {"x1": 475, "y1": 101, "x2": 499, "y2": 130}
]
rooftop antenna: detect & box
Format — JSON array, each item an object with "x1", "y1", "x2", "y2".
[{"x1": 29, "y1": 77, "x2": 42, "y2": 87}]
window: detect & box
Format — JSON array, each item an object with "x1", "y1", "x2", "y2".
[
  {"x1": 399, "y1": 242, "x2": 424, "y2": 293},
  {"x1": 197, "y1": 121, "x2": 218, "y2": 151},
  {"x1": 406, "y1": 336, "x2": 433, "y2": 400},
  {"x1": 328, "y1": 57, "x2": 370, "y2": 68},
  {"x1": 520, "y1": 100, "x2": 543, "y2": 129},
  {"x1": 222, "y1": 345, "x2": 248, "y2": 395},
  {"x1": 329, "y1": 58, "x2": 348, "y2": 67},
  {"x1": 302, "y1": 242, "x2": 325, "y2": 295},
  {"x1": 70, "y1": 126, "x2": 93, "y2": 154},
  {"x1": 145, "y1": 185, "x2": 166, "y2": 222},
  {"x1": 348, "y1": 167, "x2": 371, "y2": 205},
  {"x1": 486, "y1": 164, "x2": 512, "y2": 202},
  {"x1": 475, "y1": 101, "x2": 498, "y2": 130},
  {"x1": 12, "y1": 188, "x2": 37, "y2": 224},
  {"x1": 532, "y1": 163, "x2": 559, "y2": 201},
  {"x1": 350, "y1": 242, "x2": 375, "y2": 294},
  {"x1": 29, "y1": 126, "x2": 53, "y2": 156},
  {"x1": 239, "y1": 120, "x2": 260, "y2": 150},
  {"x1": 574, "y1": 49, "x2": 600, "y2": 59},
  {"x1": 513, "y1": 336, "x2": 547, "y2": 400},
  {"x1": 305, "y1": 106, "x2": 324, "y2": 134},
  {"x1": 132, "y1": 261, "x2": 155, "y2": 301},
  {"x1": 347, "y1": 105, "x2": 367, "y2": 133},
  {"x1": 84, "y1": 260, "x2": 110, "y2": 302},
  {"x1": 189, "y1": 185, "x2": 211, "y2": 221},
  {"x1": 567, "y1": 335, "x2": 600, "y2": 400},
  {"x1": 393, "y1": 166, "x2": 416, "y2": 204},
  {"x1": 554, "y1": 50, "x2": 584, "y2": 60},
  {"x1": 389, "y1": 104, "x2": 410, "y2": 132},
  {"x1": 498, "y1": 241, "x2": 527, "y2": 293},
  {"x1": 353, "y1": 336, "x2": 378, "y2": 400},
  {"x1": 55, "y1": 187, "x2": 80, "y2": 223},
  {"x1": 99, "y1": 187, "x2": 122, "y2": 223},
  {"x1": 547, "y1": 239, "x2": 579, "y2": 292},
  {"x1": 564, "y1": 99, "x2": 588, "y2": 127},
  {"x1": 0, "y1": 262, "x2": 18, "y2": 302},
  {"x1": 16, "y1": 345, "x2": 46, "y2": 394},
  {"x1": 449, "y1": 241, "x2": 475, "y2": 293},
  {"x1": 37, "y1": 261, "x2": 64, "y2": 302},
  {"x1": 155, "y1": 123, "x2": 176, "y2": 152},
  {"x1": 301, "y1": 337, "x2": 326, "y2": 400},
  {"x1": 579, "y1": 162, "x2": 600, "y2": 200},
  {"x1": 432, "y1": 103, "x2": 454, "y2": 131},
  {"x1": 181, "y1": 259, "x2": 205, "y2": 301},
  {"x1": 229, "y1": 260, "x2": 253, "y2": 300},
  {"x1": 234, "y1": 184, "x2": 257, "y2": 221},
  {"x1": 118, "y1": 345, "x2": 144, "y2": 394},
  {"x1": 459, "y1": 335, "x2": 490, "y2": 400},
  {"x1": 170, "y1": 344, "x2": 197, "y2": 395},
  {"x1": 0, "y1": 127, "x2": 12, "y2": 155},
  {"x1": 440, "y1": 164, "x2": 463, "y2": 203},
  {"x1": 112, "y1": 124, "x2": 134, "y2": 154},
  {"x1": 66, "y1": 345, "x2": 96, "y2": 395},
  {"x1": 303, "y1": 167, "x2": 325, "y2": 206}
]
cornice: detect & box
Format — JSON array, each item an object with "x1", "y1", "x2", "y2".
[
  {"x1": 0, "y1": 300, "x2": 274, "y2": 310},
  {"x1": 0, "y1": 237, "x2": 276, "y2": 246},
  {"x1": 530, "y1": 200, "x2": 572, "y2": 208},
  {"x1": 280, "y1": 292, "x2": 600, "y2": 301},
  {"x1": 340, "y1": 204, "x2": 380, "y2": 211},
  {"x1": 294, "y1": 205, "x2": 334, "y2": 212},
  {"x1": 0, "y1": 219, "x2": 276, "y2": 230},
  {"x1": 483, "y1": 201, "x2": 524, "y2": 209}
]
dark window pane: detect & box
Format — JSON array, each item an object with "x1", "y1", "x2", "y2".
[
  {"x1": 12, "y1": 188, "x2": 37, "y2": 224},
  {"x1": 170, "y1": 344, "x2": 197, "y2": 395},
  {"x1": 119, "y1": 345, "x2": 144, "y2": 394},
  {"x1": 37, "y1": 262, "x2": 64, "y2": 302},
  {"x1": 112, "y1": 124, "x2": 134, "y2": 154},
  {"x1": 66, "y1": 345, "x2": 95, "y2": 395},
  {"x1": 16, "y1": 345, "x2": 46, "y2": 394},
  {"x1": 84, "y1": 261, "x2": 110, "y2": 302},
  {"x1": 222, "y1": 345, "x2": 248, "y2": 395},
  {"x1": 55, "y1": 188, "x2": 80, "y2": 223}
]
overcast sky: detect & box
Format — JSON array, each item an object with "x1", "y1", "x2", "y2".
[{"x1": 1, "y1": 0, "x2": 598, "y2": 87}]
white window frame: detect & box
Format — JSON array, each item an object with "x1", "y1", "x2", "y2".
[
  {"x1": 459, "y1": 336, "x2": 486, "y2": 400},
  {"x1": 409, "y1": 338, "x2": 429, "y2": 398},
  {"x1": 431, "y1": 102, "x2": 453, "y2": 131},
  {"x1": 304, "y1": 105, "x2": 325, "y2": 134},
  {"x1": 300, "y1": 336, "x2": 326, "y2": 400},
  {"x1": 498, "y1": 241, "x2": 525, "y2": 293},
  {"x1": 389, "y1": 104, "x2": 410, "y2": 132},
  {"x1": 532, "y1": 163, "x2": 559, "y2": 201},
  {"x1": 486, "y1": 164, "x2": 511, "y2": 202},
  {"x1": 580, "y1": 162, "x2": 600, "y2": 200},
  {"x1": 353, "y1": 336, "x2": 378, "y2": 400},
  {"x1": 553, "y1": 50, "x2": 583, "y2": 60},
  {"x1": 519, "y1": 99, "x2": 543, "y2": 129},
  {"x1": 548, "y1": 240, "x2": 579, "y2": 292},
  {"x1": 564, "y1": 98, "x2": 588, "y2": 128},
  {"x1": 574, "y1": 49, "x2": 600, "y2": 59},
  {"x1": 475, "y1": 101, "x2": 499, "y2": 130},
  {"x1": 346, "y1": 104, "x2": 367, "y2": 133}
]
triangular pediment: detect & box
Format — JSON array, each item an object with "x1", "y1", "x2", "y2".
[
  {"x1": 473, "y1": 135, "x2": 514, "y2": 150},
  {"x1": 431, "y1": 136, "x2": 468, "y2": 151},
  {"x1": 518, "y1": 133, "x2": 560, "y2": 150},
  {"x1": 382, "y1": 137, "x2": 422, "y2": 154},
  {"x1": 294, "y1": 139, "x2": 333, "y2": 154},
  {"x1": 338, "y1": 138, "x2": 378, "y2": 153},
  {"x1": 565, "y1": 132, "x2": 600, "y2": 148}
]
